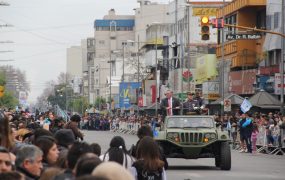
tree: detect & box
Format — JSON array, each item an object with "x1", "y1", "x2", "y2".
[
  {"x1": 0, "y1": 70, "x2": 19, "y2": 108},
  {"x1": 95, "y1": 97, "x2": 106, "y2": 110},
  {"x1": 0, "y1": 91, "x2": 19, "y2": 108},
  {"x1": 69, "y1": 97, "x2": 88, "y2": 114}
]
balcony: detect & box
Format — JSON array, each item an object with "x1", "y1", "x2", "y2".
[
  {"x1": 216, "y1": 41, "x2": 237, "y2": 57},
  {"x1": 231, "y1": 53, "x2": 256, "y2": 68},
  {"x1": 217, "y1": 0, "x2": 266, "y2": 18}
]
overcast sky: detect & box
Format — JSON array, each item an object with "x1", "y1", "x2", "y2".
[
  {"x1": 0, "y1": 0, "x2": 224, "y2": 103},
  {"x1": 0, "y1": 0, "x2": 168, "y2": 102}
]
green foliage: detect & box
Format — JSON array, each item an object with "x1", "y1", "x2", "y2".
[
  {"x1": 0, "y1": 71, "x2": 6, "y2": 85},
  {"x1": 0, "y1": 91, "x2": 19, "y2": 108},
  {"x1": 95, "y1": 97, "x2": 106, "y2": 110},
  {"x1": 69, "y1": 97, "x2": 88, "y2": 114}
]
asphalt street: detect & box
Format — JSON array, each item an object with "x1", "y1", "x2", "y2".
[{"x1": 83, "y1": 130, "x2": 285, "y2": 180}]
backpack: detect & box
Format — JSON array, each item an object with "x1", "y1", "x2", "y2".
[{"x1": 132, "y1": 160, "x2": 162, "y2": 180}]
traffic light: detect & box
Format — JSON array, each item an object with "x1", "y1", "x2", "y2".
[
  {"x1": 200, "y1": 16, "x2": 210, "y2": 41},
  {"x1": 0, "y1": 85, "x2": 4, "y2": 98}
]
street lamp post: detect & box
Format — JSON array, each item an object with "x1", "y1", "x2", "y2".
[
  {"x1": 155, "y1": 26, "x2": 158, "y2": 117},
  {"x1": 137, "y1": 35, "x2": 140, "y2": 115},
  {"x1": 281, "y1": 0, "x2": 285, "y2": 115},
  {"x1": 108, "y1": 52, "x2": 113, "y2": 110},
  {"x1": 108, "y1": 51, "x2": 119, "y2": 112},
  {"x1": 122, "y1": 42, "x2": 126, "y2": 82}
]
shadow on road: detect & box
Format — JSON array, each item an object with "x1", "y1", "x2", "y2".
[{"x1": 168, "y1": 165, "x2": 220, "y2": 171}]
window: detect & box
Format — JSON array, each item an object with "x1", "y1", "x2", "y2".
[
  {"x1": 274, "y1": 12, "x2": 279, "y2": 29},
  {"x1": 225, "y1": 14, "x2": 237, "y2": 34},
  {"x1": 99, "y1": 40, "x2": 105, "y2": 45},
  {"x1": 95, "y1": 26, "x2": 110, "y2": 31},
  {"x1": 87, "y1": 39, "x2": 94, "y2": 48},
  {"x1": 256, "y1": 9, "x2": 266, "y2": 30},
  {"x1": 87, "y1": 52, "x2": 94, "y2": 62},
  {"x1": 96, "y1": 79, "x2": 99, "y2": 85},
  {"x1": 266, "y1": 15, "x2": 272, "y2": 30},
  {"x1": 96, "y1": 89, "x2": 100, "y2": 95}
]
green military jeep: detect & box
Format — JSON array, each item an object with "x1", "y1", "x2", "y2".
[{"x1": 154, "y1": 115, "x2": 231, "y2": 170}]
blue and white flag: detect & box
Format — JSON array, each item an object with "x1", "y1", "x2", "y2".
[{"x1": 240, "y1": 99, "x2": 252, "y2": 113}]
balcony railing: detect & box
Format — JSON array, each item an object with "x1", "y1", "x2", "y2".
[{"x1": 217, "y1": 0, "x2": 266, "y2": 18}]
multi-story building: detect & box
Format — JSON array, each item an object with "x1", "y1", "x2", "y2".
[
  {"x1": 94, "y1": 9, "x2": 135, "y2": 101},
  {"x1": 216, "y1": 0, "x2": 266, "y2": 96},
  {"x1": 66, "y1": 46, "x2": 83, "y2": 78},
  {"x1": 262, "y1": 0, "x2": 283, "y2": 95},
  {"x1": 81, "y1": 38, "x2": 95, "y2": 103},
  {"x1": 167, "y1": 0, "x2": 222, "y2": 101}
]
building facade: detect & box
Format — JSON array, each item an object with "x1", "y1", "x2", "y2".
[
  {"x1": 94, "y1": 9, "x2": 136, "y2": 101},
  {"x1": 216, "y1": 0, "x2": 266, "y2": 96}
]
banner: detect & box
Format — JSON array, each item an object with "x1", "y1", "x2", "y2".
[
  {"x1": 240, "y1": 99, "x2": 252, "y2": 113},
  {"x1": 169, "y1": 68, "x2": 196, "y2": 94},
  {"x1": 274, "y1": 73, "x2": 285, "y2": 94},
  {"x1": 224, "y1": 99, "x2": 231, "y2": 112},
  {"x1": 195, "y1": 54, "x2": 218, "y2": 84},
  {"x1": 119, "y1": 82, "x2": 141, "y2": 109}
]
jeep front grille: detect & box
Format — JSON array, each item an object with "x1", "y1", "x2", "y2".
[{"x1": 180, "y1": 133, "x2": 203, "y2": 144}]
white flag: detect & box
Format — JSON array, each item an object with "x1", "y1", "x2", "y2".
[{"x1": 240, "y1": 99, "x2": 252, "y2": 113}]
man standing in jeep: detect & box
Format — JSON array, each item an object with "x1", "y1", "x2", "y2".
[
  {"x1": 183, "y1": 92, "x2": 200, "y2": 115},
  {"x1": 160, "y1": 89, "x2": 181, "y2": 116}
]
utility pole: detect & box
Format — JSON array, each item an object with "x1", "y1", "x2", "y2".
[
  {"x1": 109, "y1": 52, "x2": 112, "y2": 110},
  {"x1": 137, "y1": 35, "x2": 140, "y2": 115},
  {"x1": 122, "y1": 43, "x2": 125, "y2": 82},
  {"x1": 155, "y1": 27, "x2": 158, "y2": 117},
  {"x1": 281, "y1": 0, "x2": 285, "y2": 115},
  {"x1": 221, "y1": 0, "x2": 226, "y2": 117},
  {"x1": 187, "y1": 4, "x2": 191, "y2": 92}
]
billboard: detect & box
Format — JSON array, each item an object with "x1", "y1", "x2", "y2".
[
  {"x1": 119, "y1": 82, "x2": 141, "y2": 109},
  {"x1": 274, "y1": 73, "x2": 285, "y2": 94},
  {"x1": 168, "y1": 68, "x2": 196, "y2": 94},
  {"x1": 19, "y1": 91, "x2": 28, "y2": 106},
  {"x1": 229, "y1": 69, "x2": 257, "y2": 94}
]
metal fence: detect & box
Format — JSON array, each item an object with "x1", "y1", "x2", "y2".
[
  {"x1": 256, "y1": 126, "x2": 285, "y2": 155},
  {"x1": 111, "y1": 121, "x2": 141, "y2": 135}
]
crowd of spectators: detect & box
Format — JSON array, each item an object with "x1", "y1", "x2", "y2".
[
  {"x1": 216, "y1": 111, "x2": 285, "y2": 154},
  {"x1": 0, "y1": 109, "x2": 167, "y2": 180}
]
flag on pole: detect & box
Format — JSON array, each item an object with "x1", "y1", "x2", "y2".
[{"x1": 240, "y1": 99, "x2": 252, "y2": 113}]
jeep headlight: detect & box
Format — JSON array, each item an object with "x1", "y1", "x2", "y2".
[
  {"x1": 167, "y1": 132, "x2": 180, "y2": 142},
  {"x1": 204, "y1": 133, "x2": 216, "y2": 142}
]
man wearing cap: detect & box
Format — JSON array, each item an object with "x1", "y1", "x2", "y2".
[
  {"x1": 183, "y1": 92, "x2": 200, "y2": 115},
  {"x1": 160, "y1": 90, "x2": 181, "y2": 116}
]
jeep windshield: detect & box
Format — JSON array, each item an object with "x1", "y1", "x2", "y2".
[{"x1": 167, "y1": 117, "x2": 214, "y2": 128}]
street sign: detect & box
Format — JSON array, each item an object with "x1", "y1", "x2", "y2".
[
  {"x1": 226, "y1": 34, "x2": 262, "y2": 40},
  {"x1": 224, "y1": 99, "x2": 231, "y2": 112}
]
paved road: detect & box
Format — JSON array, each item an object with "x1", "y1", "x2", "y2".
[{"x1": 83, "y1": 130, "x2": 285, "y2": 180}]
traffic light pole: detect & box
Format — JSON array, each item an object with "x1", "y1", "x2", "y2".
[
  {"x1": 281, "y1": 0, "x2": 284, "y2": 115},
  {"x1": 221, "y1": 0, "x2": 225, "y2": 118}
]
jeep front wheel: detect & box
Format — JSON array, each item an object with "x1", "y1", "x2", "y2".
[{"x1": 220, "y1": 142, "x2": 231, "y2": 170}]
